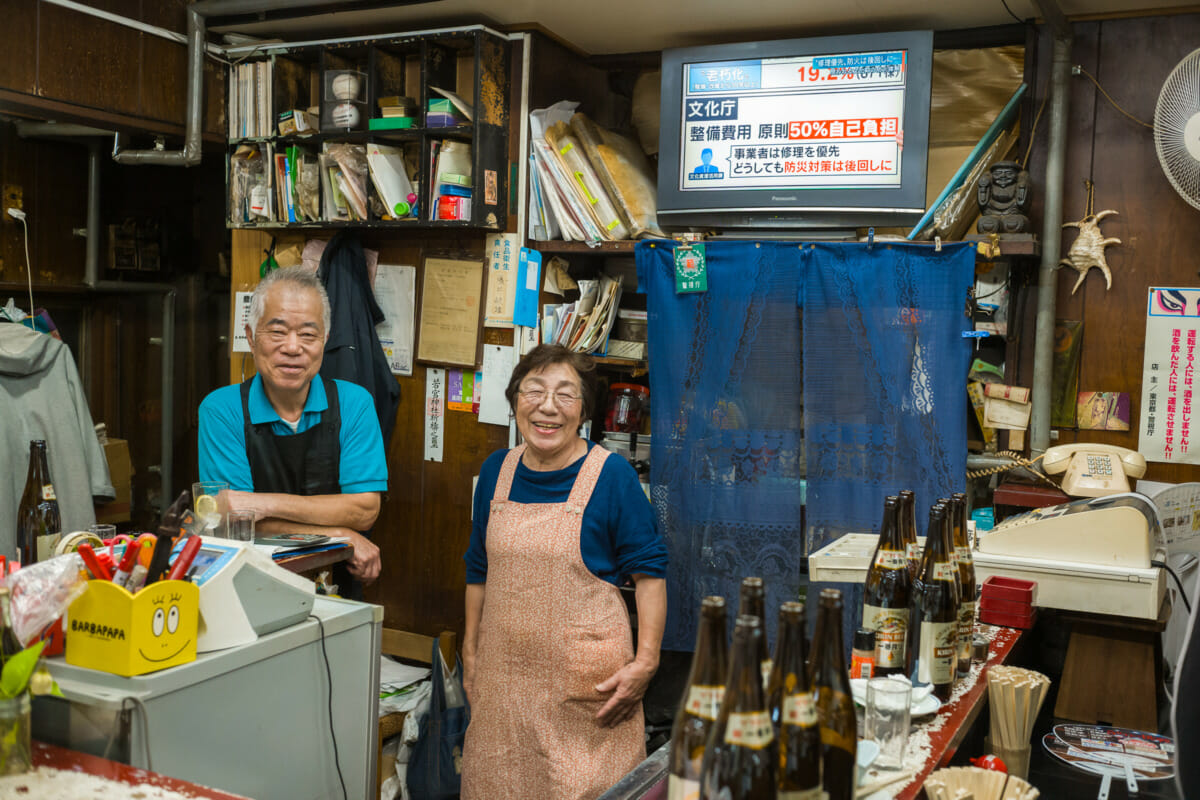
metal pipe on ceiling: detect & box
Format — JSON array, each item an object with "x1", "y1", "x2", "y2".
[
  {"x1": 1029, "y1": 0, "x2": 1072, "y2": 457},
  {"x1": 111, "y1": 8, "x2": 205, "y2": 166}
]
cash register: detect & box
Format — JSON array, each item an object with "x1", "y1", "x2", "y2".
[
  {"x1": 974, "y1": 493, "x2": 1165, "y2": 619},
  {"x1": 173, "y1": 536, "x2": 315, "y2": 652}
]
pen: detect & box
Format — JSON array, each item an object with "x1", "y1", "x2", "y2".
[
  {"x1": 166, "y1": 536, "x2": 203, "y2": 582},
  {"x1": 111, "y1": 539, "x2": 141, "y2": 587},
  {"x1": 144, "y1": 533, "x2": 177, "y2": 586},
  {"x1": 123, "y1": 541, "x2": 156, "y2": 592},
  {"x1": 77, "y1": 544, "x2": 112, "y2": 581}
]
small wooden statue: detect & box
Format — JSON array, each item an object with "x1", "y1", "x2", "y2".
[{"x1": 976, "y1": 160, "x2": 1031, "y2": 234}]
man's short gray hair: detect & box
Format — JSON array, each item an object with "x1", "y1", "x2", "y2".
[{"x1": 247, "y1": 266, "x2": 332, "y2": 335}]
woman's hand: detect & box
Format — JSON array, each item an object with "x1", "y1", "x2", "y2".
[
  {"x1": 595, "y1": 658, "x2": 657, "y2": 728},
  {"x1": 463, "y1": 650, "x2": 476, "y2": 705}
]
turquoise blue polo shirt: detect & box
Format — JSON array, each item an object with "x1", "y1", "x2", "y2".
[{"x1": 198, "y1": 375, "x2": 388, "y2": 495}]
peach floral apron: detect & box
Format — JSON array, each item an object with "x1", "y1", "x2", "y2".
[{"x1": 462, "y1": 444, "x2": 644, "y2": 800}]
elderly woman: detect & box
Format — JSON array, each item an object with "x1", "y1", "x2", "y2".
[{"x1": 461, "y1": 344, "x2": 668, "y2": 800}]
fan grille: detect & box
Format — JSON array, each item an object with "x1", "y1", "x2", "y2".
[{"x1": 1155, "y1": 48, "x2": 1200, "y2": 210}]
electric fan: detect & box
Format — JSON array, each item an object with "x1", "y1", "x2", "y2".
[{"x1": 1155, "y1": 47, "x2": 1200, "y2": 209}]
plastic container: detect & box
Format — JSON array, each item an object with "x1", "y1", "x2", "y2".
[{"x1": 605, "y1": 384, "x2": 649, "y2": 433}]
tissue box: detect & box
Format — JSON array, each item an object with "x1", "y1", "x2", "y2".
[{"x1": 67, "y1": 579, "x2": 199, "y2": 676}]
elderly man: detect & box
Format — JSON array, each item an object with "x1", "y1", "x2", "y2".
[{"x1": 198, "y1": 267, "x2": 385, "y2": 592}]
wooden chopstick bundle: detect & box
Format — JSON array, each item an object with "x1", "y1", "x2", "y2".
[
  {"x1": 924, "y1": 766, "x2": 1040, "y2": 800},
  {"x1": 987, "y1": 666, "x2": 1051, "y2": 750}
]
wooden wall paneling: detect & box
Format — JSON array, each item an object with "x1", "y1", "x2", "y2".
[
  {"x1": 0, "y1": 0, "x2": 37, "y2": 95},
  {"x1": 38, "y1": 0, "x2": 142, "y2": 117},
  {"x1": 1017, "y1": 13, "x2": 1200, "y2": 485},
  {"x1": 31, "y1": 140, "x2": 88, "y2": 286},
  {"x1": 140, "y1": 1, "x2": 187, "y2": 125},
  {"x1": 528, "y1": 32, "x2": 630, "y2": 131}
]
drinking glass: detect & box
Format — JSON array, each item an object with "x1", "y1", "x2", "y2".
[
  {"x1": 192, "y1": 481, "x2": 228, "y2": 533},
  {"x1": 225, "y1": 510, "x2": 255, "y2": 543},
  {"x1": 866, "y1": 677, "x2": 912, "y2": 770},
  {"x1": 88, "y1": 524, "x2": 117, "y2": 540}
]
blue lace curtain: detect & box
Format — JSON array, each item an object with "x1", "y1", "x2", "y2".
[
  {"x1": 803, "y1": 241, "x2": 975, "y2": 551},
  {"x1": 638, "y1": 241, "x2": 806, "y2": 650},
  {"x1": 637, "y1": 240, "x2": 974, "y2": 651}
]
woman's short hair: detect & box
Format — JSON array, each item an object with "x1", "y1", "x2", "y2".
[{"x1": 505, "y1": 344, "x2": 598, "y2": 422}]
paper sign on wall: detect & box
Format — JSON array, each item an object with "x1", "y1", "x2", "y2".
[
  {"x1": 1140, "y1": 287, "x2": 1200, "y2": 464},
  {"x1": 232, "y1": 292, "x2": 253, "y2": 353},
  {"x1": 514, "y1": 248, "x2": 542, "y2": 328},
  {"x1": 479, "y1": 345, "x2": 515, "y2": 427},
  {"x1": 373, "y1": 264, "x2": 416, "y2": 375},
  {"x1": 425, "y1": 368, "x2": 445, "y2": 462},
  {"x1": 484, "y1": 233, "x2": 519, "y2": 328}
]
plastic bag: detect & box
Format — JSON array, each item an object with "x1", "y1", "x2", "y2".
[
  {"x1": 407, "y1": 635, "x2": 469, "y2": 800},
  {"x1": 8, "y1": 554, "x2": 87, "y2": 646}
]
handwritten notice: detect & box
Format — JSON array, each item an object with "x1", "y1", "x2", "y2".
[
  {"x1": 417, "y1": 256, "x2": 484, "y2": 368},
  {"x1": 484, "y1": 233, "x2": 519, "y2": 328},
  {"x1": 425, "y1": 367, "x2": 445, "y2": 462}
]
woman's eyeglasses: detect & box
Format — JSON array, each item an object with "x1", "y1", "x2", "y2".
[{"x1": 518, "y1": 389, "x2": 582, "y2": 408}]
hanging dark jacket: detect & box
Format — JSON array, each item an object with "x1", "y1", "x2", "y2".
[{"x1": 317, "y1": 231, "x2": 401, "y2": 446}]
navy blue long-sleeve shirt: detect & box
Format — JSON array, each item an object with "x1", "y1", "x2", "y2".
[{"x1": 465, "y1": 443, "x2": 667, "y2": 586}]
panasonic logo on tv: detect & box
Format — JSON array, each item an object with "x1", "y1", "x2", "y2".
[{"x1": 771, "y1": 195, "x2": 798, "y2": 201}]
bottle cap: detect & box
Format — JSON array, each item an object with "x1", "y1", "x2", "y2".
[{"x1": 853, "y1": 627, "x2": 876, "y2": 651}]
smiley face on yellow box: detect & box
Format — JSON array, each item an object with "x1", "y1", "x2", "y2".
[{"x1": 67, "y1": 579, "x2": 199, "y2": 677}]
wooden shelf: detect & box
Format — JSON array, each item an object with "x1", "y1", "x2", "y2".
[
  {"x1": 964, "y1": 233, "x2": 1040, "y2": 258},
  {"x1": 530, "y1": 240, "x2": 639, "y2": 254}
]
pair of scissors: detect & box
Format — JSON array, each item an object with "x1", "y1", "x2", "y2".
[{"x1": 104, "y1": 533, "x2": 157, "y2": 562}]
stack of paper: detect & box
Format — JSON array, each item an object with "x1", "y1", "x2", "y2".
[
  {"x1": 542, "y1": 274, "x2": 623, "y2": 354},
  {"x1": 528, "y1": 101, "x2": 664, "y2": 242}
]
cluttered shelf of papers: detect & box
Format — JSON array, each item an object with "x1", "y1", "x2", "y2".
[
  {"x1": 530, "y1": 101, "x2": 666, "y2": 244},
  {"x1": 228, "y1": 136, "x2": 471, "y2": 225}
]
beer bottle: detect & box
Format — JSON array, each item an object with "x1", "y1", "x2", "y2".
[
  {"x1": 862, "y1": 496, "x2": 912, "y2": 677},
  {"x1": 897, "y1": 490, "x2": 920, "y2": 580},
  {"x1": 738, "y1": 577, "x2": 772, "y2": 689},
  {"x1": 770, "y1": 602, "x2": 821, "y2": 799},
  {"x1": 951, "y1": 493, "x2": 976, "y2": 678},
  {"x1": 669, "y1": 597, "x2": 728, "y2": 800},
  {"x1": 16, "y1": 440, "x2": 60, "y2": 566},
  {"x1": 809, "y1": 589, "x2": 857, "y2": 800},
  {"x1": 700, "y1": 615, "x2": 775, "y2": 799},
  {"x1": 912, "y1": 503, "x2": 960, "y2": 702},
  {"x1": 0, "y1": 587, "x2": 22, "y2": 664}
]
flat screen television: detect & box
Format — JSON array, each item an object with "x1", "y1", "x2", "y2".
[{"x1": 657, "y1": 30, "x2": 933, "y2": 234}]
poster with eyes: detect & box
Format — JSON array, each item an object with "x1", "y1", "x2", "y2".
[{"x1": 1140, "y1": 287, "x2": 1200, "y2": 463}]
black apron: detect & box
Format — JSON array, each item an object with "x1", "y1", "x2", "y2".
[{"x1": 241, "y1": 377, "x2": 361, "y2": 598}]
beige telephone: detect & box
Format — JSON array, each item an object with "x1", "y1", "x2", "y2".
[{"x1": 1043, "y1": 444, "x2": 1147, "y2": 498}]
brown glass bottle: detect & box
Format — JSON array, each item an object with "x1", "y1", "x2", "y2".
[
  {"x1": 809, "y1": 589, "x2": 857, "y2": 800},
  {"x1": 770, "y1": 602, "x2": 821, "y2": 799},
  {"x1": 700, "y1": 614, "x2": 776, "y2": 799},
  {"x1": 669, "y1": 596, "x2": 728, "y2": 800},
  {"x1": 912, "y1": 503, "x2": 960, "y2": 702},
  {"x1": 951, "y1": 493, "x2": 976, "y2": 677},
  {"x1": 862, "y1": 496, "x2": 912, "y2": 677},
  {"x1": 0, "y1": 587, "x2": 22, "y2": 664},
  {"x1": 738, "y1": 577, "x2": 772, "y2": 689},
  {"x1": 16, "y1": 441, "x2": 60, "y2": 566},
  {"x1": 897, "y1": 490, "x2": 920, "y2": 580}
]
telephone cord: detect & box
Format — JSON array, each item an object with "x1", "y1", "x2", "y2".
[{"x1": 966, "y1": 450, "x2": 1056, "y2": 486}]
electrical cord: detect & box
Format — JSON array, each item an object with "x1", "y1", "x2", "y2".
[
  {"x1": 104, "y1": 695, "x2": 152, "y2": 772},
  {"x1": 1074, "y1": 65, "x2": 1155, "y2": 130},
  {"x1": 1152, "y1": 559, "x2": 1193, "y2": 616},
  {"x1": 310, "y1": 613, "x2": 348, "y2": 800},
  {"x1": 1000, "y1": 0, "x2": 1026, "y2": 24}
]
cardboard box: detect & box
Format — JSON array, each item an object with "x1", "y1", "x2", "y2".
[
  {"x1": 67, "y1": 579, "x2": 198, "y2": 676},
  {"x1": 94, "y1": 438, "x2": 132, "y2": 524}
]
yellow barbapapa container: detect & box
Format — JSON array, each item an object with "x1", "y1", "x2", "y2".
[{"x1": 66, "y1": 579, "x2": 199, "y2": 677}]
